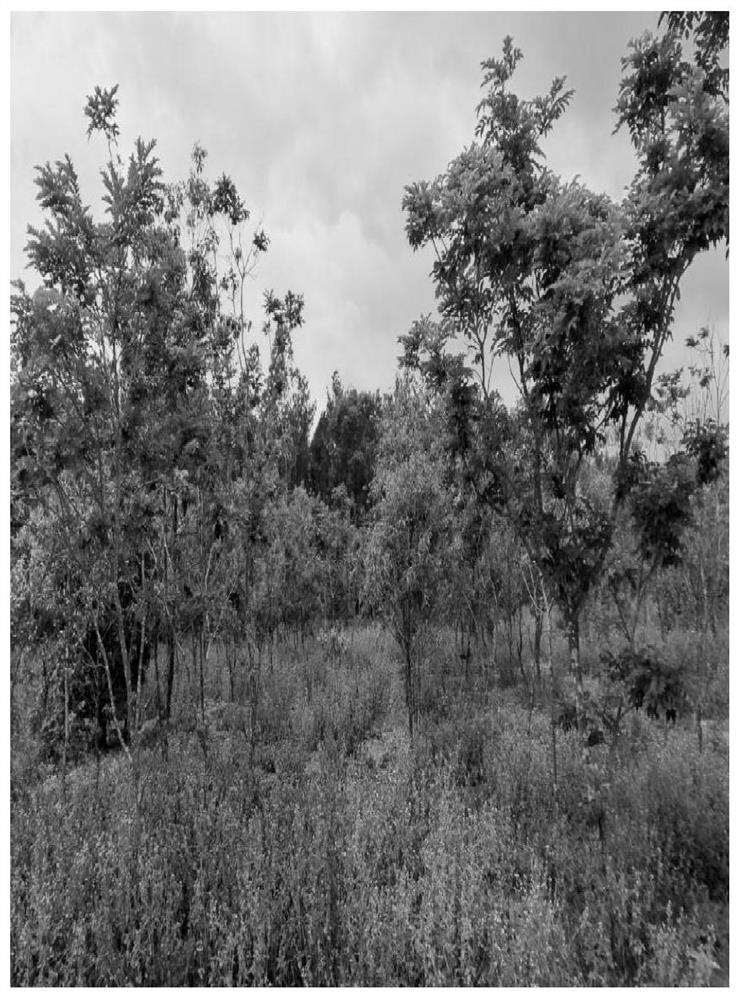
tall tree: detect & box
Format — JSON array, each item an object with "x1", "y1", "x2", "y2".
[
  {"x1": 402, "y1": 14, "x2": 728, "y2": 724},
  {"x1": 10, "y1": 85, "x2": 303, "y2": 754}
]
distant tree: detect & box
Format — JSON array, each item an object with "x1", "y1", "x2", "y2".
[
  {"x1": 308, "y1": 374, "x2": 383, "y2": 518},
  {"x1": 261, "y1": 289, "x2": 314, "y2": 491},
  {"x1": 604, "y1": 334, "x2": 728, "y2": 744},
  {"x1": 607, "y1": 323, "x2": 728, "y2": 642}
]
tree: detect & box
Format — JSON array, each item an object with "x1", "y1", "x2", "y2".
[
  {"x1": 308, "y1": 374, "x2": 383, "y2": 519},
  {"x1": 10, "y1": 85, "x2": 303, "y2": 760},
  {"x1": 402, "y1": 15, "x2": 728, "y2": 726},
  {"x1": 365, "y1": 379, "x2": 456, "y2": 737},
  {"x1": 261, "y1": 289, "x2": 314, "y2": 491},
  {"x1": 11, "y1": 87, "x2": 180, "y2": 752},
  {"x1": 603, "y1": 332, "x2": 728, "y2": 741}
]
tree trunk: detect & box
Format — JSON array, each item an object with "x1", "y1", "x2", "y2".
[
  {"x1": 516, "y1": 604, "x2": 524, "y2": 674},
  {"x1": 62, "y1": 650, "x2": 69, "y2": 783},
  {"x1": 165, "y1": 491, "x2": 178, "y2": 723},
  {"x1": 696, "y1": 703, "x2": 704, "y2": 754},
  {"x1": 94, "y1": 612, "x2": 132, "y2": 764},
  {"x1": 533, "y1": 605, "x2": 543, "y2": 691},
  {"x1": 545, "y1": 601, "x2": 558, "y2": 794},
  {"x1": 568, "y1": 615, "x2": 585, "y2": 732},
  {"x1": 405, "y1": 644, "x2": 414, "y2": 739},
  {"x1": 153, "y1": 634, "x2": 162, "y2": 720},
  {"x1": 166, "y1": 641, "x2": 176, "y2": 723},
  {"x1": 228, "y1": 642, "x2": 236, "y2": 702},
  {"x1": 199, "y1": 628, "x2": 206, "y2": 727}
]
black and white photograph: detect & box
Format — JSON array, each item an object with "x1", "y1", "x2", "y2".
[{"x1": 9, "y1": 6, "x2": 729, "y2": 987}]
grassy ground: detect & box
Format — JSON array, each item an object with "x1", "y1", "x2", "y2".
[{"x1": 10, "y1": 625, "x2": 729, "y2": 986}]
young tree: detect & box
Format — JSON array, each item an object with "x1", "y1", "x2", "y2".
[
  {"x1": 10, "y1": 85, "x2": 303, "y2": 758},
  {"x1": 603, "y1": 335, "x2": 728, "y2": 740},
  {"x1": 402, "y1": 14, "x2": 728, "y2": 726},
  {"x1": 11, "y1": 88, "x2": 178, "y2": 751},
  {"x1": 365, "y1": 379, "x2": 456, "y2": 737}
]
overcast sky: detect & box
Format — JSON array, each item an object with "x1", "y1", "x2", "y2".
[{"x1": 10, "y1": 10, "x2": 729, "y2": 411}]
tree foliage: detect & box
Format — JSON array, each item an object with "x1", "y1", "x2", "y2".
[
  {"x1": 401, "y1": 14, "x2": 728, "y2": 722},
  {"x1": 10, "y1": 86, "x2": 307, "y2": 752},
  {"x1": 308, "y1": 373, "x2": 383, "y2": 517},
  {"x1": 365, "y1": 379, "x2": 456, "y2": 734}
]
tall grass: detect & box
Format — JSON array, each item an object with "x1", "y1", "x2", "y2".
[{"x1": 11, "y1": 633, "x2": 727, "y2": 985}]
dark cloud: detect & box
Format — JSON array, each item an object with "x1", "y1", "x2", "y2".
[{"x1": 11, "y1": 11, "x2": 728, "y2": 407}]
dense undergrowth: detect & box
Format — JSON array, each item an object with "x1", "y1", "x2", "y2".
[{"x1": 11, "y1": 627, "x2": 728, "y2": 987}]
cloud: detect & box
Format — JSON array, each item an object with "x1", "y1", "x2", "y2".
[
  {"x1": 254, "y1": 207, "x2": 437, "y2": 402},
  {"x1": 11, "y1": 10, "x2": 728, "y2": 413}
]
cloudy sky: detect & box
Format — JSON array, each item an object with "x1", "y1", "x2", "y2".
[{"x1": 10, "y1": 10, "x2": 729, "y2": 411}]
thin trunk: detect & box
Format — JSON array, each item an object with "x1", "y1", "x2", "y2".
[
  {"x1": 166, "y1": 642, "x2": 176, "y2": 723},
  {"x1": 153, "y1": 634, "x2": 161, "y2": 720},
  {"x1": 109, "y1": 342, "x2": 134, "y2": 742},
  {"x1": 517, "y1": 605, "x2": 524, "y2": 674},
  {"x1": 133, "y1": 551, "x2": 147, "y2": 737},
  {"x1": 569, "y1": 615, "x2": 585, "y2": 732},
  {"x1": 405, "y1": 640, "x2": 415, "y2": 739},
  {"x1": 696, "y1": 693, "x2": 704, "y2": 754},
  {"x1": 199, "y1": 629, "x2": 206, "y2": 727},
  {"x1": 610, "y1": 699, "x2": 624, "y2": 753},
  {"x1": 544, "y1": 600, "x2": 558, "y2": 794},
  {"x1": 228, "y1": 642, "x2": 236, "y2": 702},
  {"x1": 112, "y1": 582, "x2": 133, "y2": 737},
  {"x1": 165, "y1": 492, "x2": 177, "y2": 722},
  {"x1": 249, "y1": 655, "x2": 259, "y2": 765},
  {"x1": 533, "y1": 605, "x2": 543, "y2": 691},
  {"x1": 94, "y1": 614, "x2": 132, "y2": 765},
  {"x1": 62, "y1": 651, "x2": 69, "y2": 784},
  {"x1": 153, "y1": 635, "x2": 169, "y2": 762}
]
